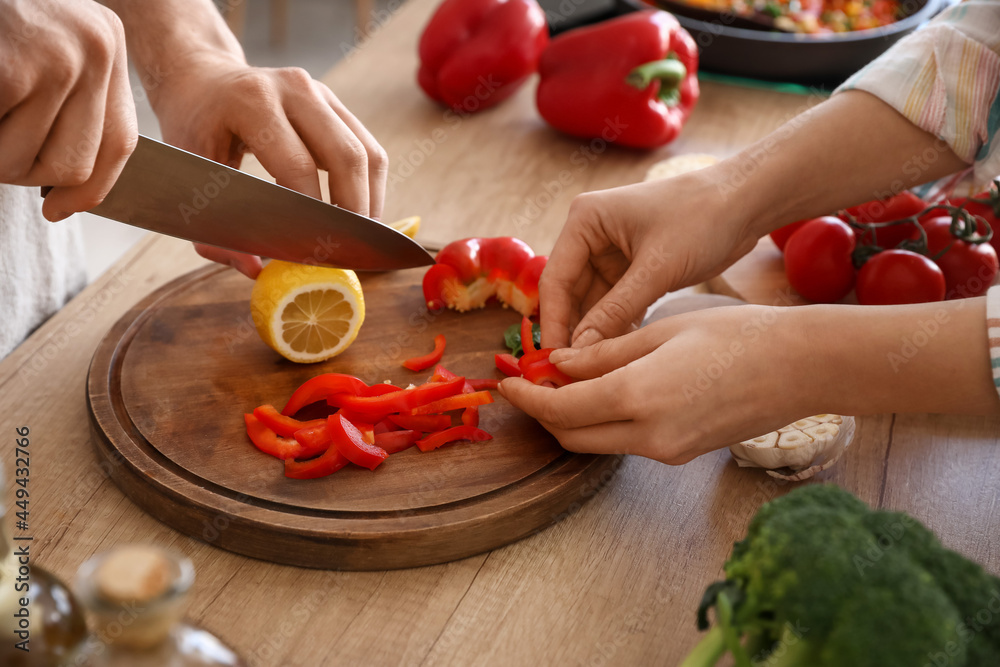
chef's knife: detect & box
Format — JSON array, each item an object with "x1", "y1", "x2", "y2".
[{"x1": 46, "y1": 135, "x2": 435, "y2": 271}]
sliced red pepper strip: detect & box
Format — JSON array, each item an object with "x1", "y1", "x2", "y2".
[
  {"x1": 329, "y1": 377, "x2": 465, "y2": 415},
  {"x1": 416, "y1": 425, "x2": 493, "y2": 452},
  {"x1": 291, "y1": 422, "x2": 333, "y2": 459},
  {"x1": 411, "y1": 390, "x2": 494, "y2": 414},
  {"x1": 374, "y1": 430, "x2": 421, "y2": 454},
  {"x1": 374, "y1": 419, "x2": 399, "y2": 435},
  {"x1": 283, "y1": 443, "x2": 350, "y2": 479},
  {"x1": 282, "y1": 373, "x2": 370, "y2": 416},
  {"x1": 519, "y1": 348, "x2": 575, "y2": 387},
  {"x1": 336, "y1": 409, "x2": 383, "y2": 428},
  {"x1": 245, "y1": 414, "x2": 305, "y2": 460},
  {"x1": 253, "y1": 404, "x2": 324, "y2": 437},
  {"x1": 467, "y1": 378, "x2": 499, "y2": 391},
  {"x1": 520, "y1": 316, "x2": 536, "y2": 354},
  {"x1": 388, "y1": 414, "x2": 452, "y2": 432},
  {"x1": 431, "y1": 364, "x2": 459, "y2": 382},
  {"x1": 328, "y1": 414, "x2": 388, "y2": 471},
  {"x1": 462, "y1": 405, "x2": 480, "y2": 428},
  {"x1": 403, "y1": 334, "x2": 447, "y2": 372},
  {"x1": 495, "y1": 353, "x2": 522, "y2": 377}
]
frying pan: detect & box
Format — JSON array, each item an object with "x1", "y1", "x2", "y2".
[{"x1": 599, "y1": 0, "x2": 947, "y2": 86}]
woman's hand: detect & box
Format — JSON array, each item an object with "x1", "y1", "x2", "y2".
[
  {"x1": 539, "y1": 168, "x2": 759, "y2": 350},
  {"x1": 0, "y1": 0, "x2": 137, "y2": 221},
  {"x1": 149, "y1": 52, "x2": 388, "y2": 278},
  {"x1": 502, "y1": 305, "x2": 810, "y2": 464}
]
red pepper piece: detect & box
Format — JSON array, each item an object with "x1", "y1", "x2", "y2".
[
  {"x1": 403, "y1": 334, "x2": 447, "y2": 372},
  {"x1": 520, "y1": 316, "x2": 536, "y2": 354},
  {"x1": 462, "y1": 405, "x2": 480, "y2": 428},
  {"x1": 498, "y1": 254, "x2": 546, "y2": 317},
  {"x1": 411, "y1": 390, "x2": 494, "y2": 414},
  {"x1": 537, "y1": 10, "x2": 699, "y2": 149},
  {"x1": 253, "y1": 404, "x2": 324, "y2": 437},
  {"x1": 388, "y1": 414, "x2": 452, "y2": 432},
  {"x1": 431, "y1": 364, "x2": 459, "y2": 382},
  {"x1": 423, "y1": 238, "x2": 546, "y2": 317},
  {"x1": 291, "y1": 422, "x2": 333, "y2": 459},
  {"x1": 283, "y1": 444, "x2": 350, "y2": 480},
  {"x1": 245, "y1": 413, "x2": 305, "y2": 460},
  {"x1": 842, "y1": 191, "x2": 927, "y2": 249},
  {"x1": 416, "y1": 425, "x2": 493, "y2": 452},
  {"x1": 467, "y1": 378, "x2": 500, "y2": 391},
  {"x1": 417, "y1": 0, "x2": 549, "y2": 113},
  {"x1": 282, "y1": 373, "x2": 371, "y2": 416},
  {"x1": 374, "y1": 419, "x2": 400, "y2": 435},
  {"x1": 375, "y1": 430, "x2": 422, "y2": 454},
  {"x1": 495, "y1": 353, "x2": 522, "y2": 377},
  {"x1": 328, "y1": 414, "x2": 388, "y2": 471},
  {"x1": 329, "y1": 377, "x2": 466, "y2": 415},
  {"x1": 519, "y1": 348, "x2": 575, "y2": 387}
]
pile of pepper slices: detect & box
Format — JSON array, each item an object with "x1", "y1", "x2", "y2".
[{"x1": 246, "y1": 315, "x2": 572, "y2": 479}]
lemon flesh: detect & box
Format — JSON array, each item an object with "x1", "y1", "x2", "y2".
[{"x1": 250, "y1": 261, "x2": 365, "y2": 363}]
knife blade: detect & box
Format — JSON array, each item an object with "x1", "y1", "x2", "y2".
[{"x1": 69, "y1": 135, "x2": 435, "y2": 271}]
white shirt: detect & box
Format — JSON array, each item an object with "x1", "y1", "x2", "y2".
[{"x1": 0, "y1": 184, "x2": 86, "y2": 359}]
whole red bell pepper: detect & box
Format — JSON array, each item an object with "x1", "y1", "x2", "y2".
[
  {"x1": 536, "y1": 10, "x2": 699, "y2": 149},
  {"x1": 418, "y1": 0, "x2": 549, "y2": 113},
  {"x1": 423, "y1": 237, "x2": 546, "y2": 317}
]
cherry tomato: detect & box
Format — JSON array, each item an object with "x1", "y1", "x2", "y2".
[
  {"x1": 856, "y1": 250, "x2": 945, "y2": 305},
  {"x1": 937, "y1": 195, "x2": 1000, "y2": 258},
  {"x1": 770, "y1": 218, "x2": 811, "y2": 251},
  {"x1": 843, "y1": 191, "x2": 926, "y2": 250},
  {"x1": 784, "y1": 218, "x2": 857, "y2": 303},
  {"x1": 915, "y1": 217, "x2": 998, "y2": 299}
]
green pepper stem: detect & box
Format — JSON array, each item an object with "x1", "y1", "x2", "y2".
[{"x1": 626, "y1": 57, "x2": 687, "y2": 105}]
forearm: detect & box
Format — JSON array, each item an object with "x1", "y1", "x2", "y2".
[
  {"x1": 710, "y1": 90, "x2": 968, "y2": 239},
  {"x1": 102, "y1": 0, "x2": 245, "y2": 106},
  {"x1": 789, "y1": 299, "x2": 1000, "y2": 417}
]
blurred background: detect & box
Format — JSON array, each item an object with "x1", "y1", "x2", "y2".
[{"x1": 80, "y1": 0, "x2": 393, "y2": 282}]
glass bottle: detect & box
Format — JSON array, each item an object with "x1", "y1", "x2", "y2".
[
  {"x1": 0, "y1": 464, "x2": 89, "y2": 666},
  {"x1": 72, "y1": 545, "x2": 246, "y2": 667}
]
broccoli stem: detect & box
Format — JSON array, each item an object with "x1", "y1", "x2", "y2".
[
  {"x1": 758, "y1": 625, "x2": 818, "y2": 667},
  {"x1": 678, "y1": 627, "x2": 727, "y2": 667}
]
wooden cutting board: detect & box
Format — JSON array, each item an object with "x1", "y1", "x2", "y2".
[
  {"x1": 87, "y1": 265, "x2": 621, "y2": 570},
  {"x1": 709, "y1": 236, "x2": 810, "y2": 306}
]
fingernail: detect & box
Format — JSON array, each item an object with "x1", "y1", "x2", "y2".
[
  {"x1": 573, "y1": 328, "x2": 601, "y2": 349},
  {"x1": 548, "y1": 348, "x2": 578, "y2": 364},
  {"x1": 496, "y1": 381, "x2": 507, "y2": 398}
]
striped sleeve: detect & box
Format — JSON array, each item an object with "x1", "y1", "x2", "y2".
[
  {"x1": 987, "y1": 285, "x2": 1000, "y2": 394},
  {"x1": 836, "y1": 0, "x2": 1000, "y2": 191}
]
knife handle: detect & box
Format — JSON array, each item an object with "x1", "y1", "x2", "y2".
[{"x1": 40, "y1": 186, "x2": 53, "y2": 198}]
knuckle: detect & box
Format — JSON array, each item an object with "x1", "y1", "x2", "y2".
[
  {"x1": 284, "y1": 151, "x2": 318, "y2": 178},
  {"x1": 278, "y1": 67, "x2": 314, "y2": 90},
  {"x1": 368, "y1": 143, "x2": 389, "y2": 173},
  {"x1": 231, "y1": 71, "x2": 278, "y2": 105},
  {"x1": 335, "y1": 140, "x2": 368, "y2": 173},
  {"x1": 59, "y1": 165, "x2": 96, "y2": 187},
  {"x1": 597, "y1": 298, "x2": 633, "y2": 328}
]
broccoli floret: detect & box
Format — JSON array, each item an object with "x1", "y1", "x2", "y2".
[{"x1": 682, "y1": 484, "x2": 1000, "y2": 667}]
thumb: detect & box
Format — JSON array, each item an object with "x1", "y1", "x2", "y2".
[
  {"x1": 551, "y1": 323, "x2": 668, "y2": 380},
  {"x1": 571, "y1": 258, "x2": 669, "y2": 348}
]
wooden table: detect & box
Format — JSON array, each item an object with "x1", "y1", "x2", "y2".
[{"x1": 5, "y1": 0, "x2": 1000, "y2": 663}]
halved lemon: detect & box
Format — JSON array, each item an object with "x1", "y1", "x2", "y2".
[
  {"x1": 389, "y1": 215, "x2": 420, "y2": 239},
  {"x1": 250, "y1": 260, "x2": 365, "y2": 363}
]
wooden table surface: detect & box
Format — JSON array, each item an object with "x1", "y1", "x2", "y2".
[{"x1": 5, "y1": 0, "x2": 1000, "y2": 664}]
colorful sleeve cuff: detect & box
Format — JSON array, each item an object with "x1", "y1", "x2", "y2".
[
  {"x1": 986, "y1": 285, "x2": 1000, "y2": 396},
  {"x1": 835, "y1": 0, "x2": 1000, "y2": 191}
]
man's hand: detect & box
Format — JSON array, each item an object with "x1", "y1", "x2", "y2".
[
  {"x1": 149, "y1": 53, "x2": 388, "y2": 277},
  {"x1": 0, "y1": 0, "x2": 137, "y2": 221}
]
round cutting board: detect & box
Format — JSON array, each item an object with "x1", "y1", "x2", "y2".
[{"x1": 87, "y1": 265, "x2": 621, "y2": 570}]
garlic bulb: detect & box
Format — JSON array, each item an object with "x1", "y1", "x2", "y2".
[{"x1": 729, "y1": 414, "x2": 855, "y2": 481}]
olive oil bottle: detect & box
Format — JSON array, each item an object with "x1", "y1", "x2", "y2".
[{"x1": 0, "y1": 465, "x2": 88, "y2": 666}]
